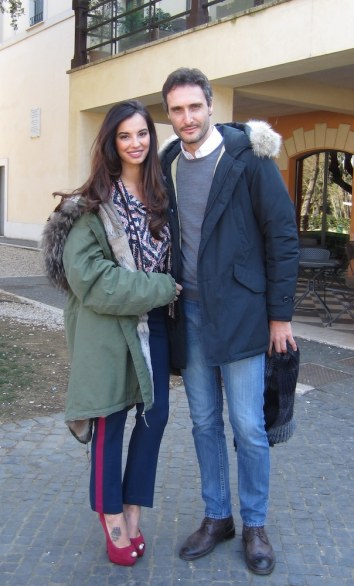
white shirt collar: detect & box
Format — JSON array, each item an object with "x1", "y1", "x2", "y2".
[{"x1": 180, "y1": 126, "x2": 223, "y2": 159}]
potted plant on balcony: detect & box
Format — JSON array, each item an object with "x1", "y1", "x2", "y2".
[
  {"x1": 120, "y1": 6, "x2": 175, "y2": 50},
  {"x1": 86, "y1": 1, "x2": 176, "y2": 57}
]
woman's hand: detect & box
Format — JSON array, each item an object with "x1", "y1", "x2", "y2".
[{"x1": 174, "y1": 283, "x2": 183, "y2": 301}]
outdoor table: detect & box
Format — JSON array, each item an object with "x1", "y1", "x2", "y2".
[{"x1": 294, "y1": 258, "x2": 341, "y2": 320}]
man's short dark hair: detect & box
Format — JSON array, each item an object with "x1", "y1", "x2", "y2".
[{"x1": 162, "y1": 68, "x2": 213, "y2": 110}]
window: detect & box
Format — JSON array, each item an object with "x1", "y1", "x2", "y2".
[
  {"x1": 30, "y1": 0, "x2": 44, "y2": 27},
  {"x1": 296, "y1": 151, "x2": 352, "y2": 258}
]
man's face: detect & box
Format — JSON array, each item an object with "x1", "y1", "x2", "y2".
[{"x1": 166, "y1": 84, "x2": 213, "y2": 155}]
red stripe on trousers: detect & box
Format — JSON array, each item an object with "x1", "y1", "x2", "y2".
[{"x1": 95, "y1": 417, "x2": 106, "y2": 512}]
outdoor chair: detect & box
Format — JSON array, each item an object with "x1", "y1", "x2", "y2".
[
  {"x1": 297, "y1": 246, "x2": 331, "y2": 282},
  {"x1": 294, "y1": 247, "x2": 335, "y2": 320},
  {"x1": 298, "y1": 246, "x2": 330, "y2": 262}
]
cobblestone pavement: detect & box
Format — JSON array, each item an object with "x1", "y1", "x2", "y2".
[
  {"x1": 1, "y1": 242, "x2": 354, "y2": 585},
  {"x1": 1, "y1": 347, "x2": 354, "y2": 586}
]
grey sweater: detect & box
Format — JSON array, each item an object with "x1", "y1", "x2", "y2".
[{"x1": 176, "y1": 145, "x2": 223, "y2": 299}]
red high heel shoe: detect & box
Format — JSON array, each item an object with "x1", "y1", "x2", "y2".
[
  {"x1": 99, "y1": 514, "x2": 138, "y2": 566},
  {"x1": 130, "y1": 531, "x2": 145, "y2": 557}
]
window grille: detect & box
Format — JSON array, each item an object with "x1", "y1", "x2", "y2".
[{"x1": 30, "y1": 0, "x2": 44, "y2": 27}]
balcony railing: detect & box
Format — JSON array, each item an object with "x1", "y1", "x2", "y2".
[
  {"x1": 30, "y1": 12, "x2": 43, "y2": 26},
  {"x1": 71, "y1": 0, "x2": 271, "y2": 68}
]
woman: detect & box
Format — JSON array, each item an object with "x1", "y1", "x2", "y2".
[{"x1": 42, "y1": 100, "x2": 182, "y2": 566}]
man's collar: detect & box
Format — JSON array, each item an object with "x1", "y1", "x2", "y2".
[{"x1": 181, "y1": 127, "x2": 223, "y2": 159}]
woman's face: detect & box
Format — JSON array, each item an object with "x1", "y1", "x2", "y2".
[{"x1": 115, "y1": 113, "x2": 150, "y2": 167}]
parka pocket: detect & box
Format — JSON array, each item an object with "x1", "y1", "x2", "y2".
[{"x1": 233, "y1": 263, "x2": 266, "y2": 293}]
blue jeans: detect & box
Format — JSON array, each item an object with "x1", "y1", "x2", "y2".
[{"x1": 181, "y1": 299, "x2": 270, "y2": 527}]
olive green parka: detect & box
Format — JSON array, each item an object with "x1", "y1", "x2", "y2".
[{"x1": 42, "y1": 201, "x2": 176, "y2": 425}]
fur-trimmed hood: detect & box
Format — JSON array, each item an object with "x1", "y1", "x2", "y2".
[
  {"x1": 41, "y1": 196, "x2": 85, "y2": 291},
  {"x1": 234, "y1": 120, "x2": 281, "y2": 158}
]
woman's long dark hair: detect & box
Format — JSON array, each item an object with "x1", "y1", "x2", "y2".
[{"x1": 55, "y1": 100, "x2": 168, "y2": 239}]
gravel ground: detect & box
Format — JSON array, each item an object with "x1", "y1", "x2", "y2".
[
  {"x1": 0, "y1": 245, "x2": 64, "y2": 330},
  {"x1": 0, "y1": 244, "x2": 44, "y2": 277}
]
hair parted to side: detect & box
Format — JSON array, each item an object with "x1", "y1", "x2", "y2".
[
  {"x1": 162, "y1": 67, "x2": 213, "y2": 110},
  {"x1": 53, "y1": 100, "x2": 168, "y2": 239}
]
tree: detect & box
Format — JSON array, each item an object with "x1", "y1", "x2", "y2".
[
  {"x1": 300, "y1": 151, "x2": 352, "y2": 239},
  {"x1": 142, "y1": 8, "x2": 174, "y2": 32},
  {"x1": 0, "y1": 0, "x2": 24, "y2": 29},
  {"x1": 301, "y1": 153, "x2": 320, "y2": 231},
  {"x1": 329, "y1": 151, "x2": 353, "y2": 194}
]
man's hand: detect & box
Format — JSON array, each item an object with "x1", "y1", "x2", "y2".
[{"x1": 268, "y1": 320, "x2": 297, "y2": 355}]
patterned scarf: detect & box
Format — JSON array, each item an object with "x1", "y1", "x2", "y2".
[{"x1": 98, "y1": 200, "x2": 154, "y2": 395}]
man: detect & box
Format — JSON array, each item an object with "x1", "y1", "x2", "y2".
[{"x1": 160, "y1": 68, "x2": 299, "y2": 576}]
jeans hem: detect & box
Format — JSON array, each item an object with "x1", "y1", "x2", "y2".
[{"x1": 205, "y1": 513, "x2": 233, "y2": 520}]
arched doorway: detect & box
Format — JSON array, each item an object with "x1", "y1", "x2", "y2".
[{"x1": 295, "y1": 149, "x2": 353, "y2": 259}]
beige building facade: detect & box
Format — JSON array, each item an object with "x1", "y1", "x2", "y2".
[
  {"x1": 1, "y1": 0, "x2": 354, "y2": 250},
  {"x1": 0, "y1": 0, "x2": 73, "y2": 240}
]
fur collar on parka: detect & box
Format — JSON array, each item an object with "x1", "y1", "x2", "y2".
[
  {"x1": 229, "y1": 120, "x2": 282, "y2": 158},
  {"x1": 41, "y1": 196, "x2": 86, "y2": 292}
]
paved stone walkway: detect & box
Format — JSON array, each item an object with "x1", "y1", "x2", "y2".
[
  {"x1": 1, "y1": 242, "x2": 354, "y2": 585},
  {"x1": 1, "y1": 338, "x2": 354, "y2": 585}
]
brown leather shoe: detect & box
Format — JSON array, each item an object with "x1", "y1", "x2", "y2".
[
  {"x1": 179, "y1": 516, "x2": 235, "y2": 561},
  {"x1": 242, "y1": 525, "x2": 275, "y2": 575}
]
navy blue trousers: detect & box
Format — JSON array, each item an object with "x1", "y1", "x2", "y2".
[{"x1": 90, "y1": 308, "x2": 170, "y2": 514}]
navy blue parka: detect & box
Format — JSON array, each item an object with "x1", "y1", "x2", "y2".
[{"x1": 161, "y1": 123, "x2": 299, "y2": 369}]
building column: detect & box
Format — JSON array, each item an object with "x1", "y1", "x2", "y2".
[
  {"x1": 71, "y1": 0, "x2": 89, "y2": 68},
  {"x1": 210, "y1": 85, "x2": 234, "y2": 125},
  {"x1": 68, "y1": 108, "x2": 103, "y2": 188}
]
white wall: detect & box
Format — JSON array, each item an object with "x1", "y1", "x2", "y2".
[
  {"x1": 1, "y1": 1, "x2": 72, "y2": 41},
  {"x1": 0, "y1": 2, "x2": 74, "y2": 240}
]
